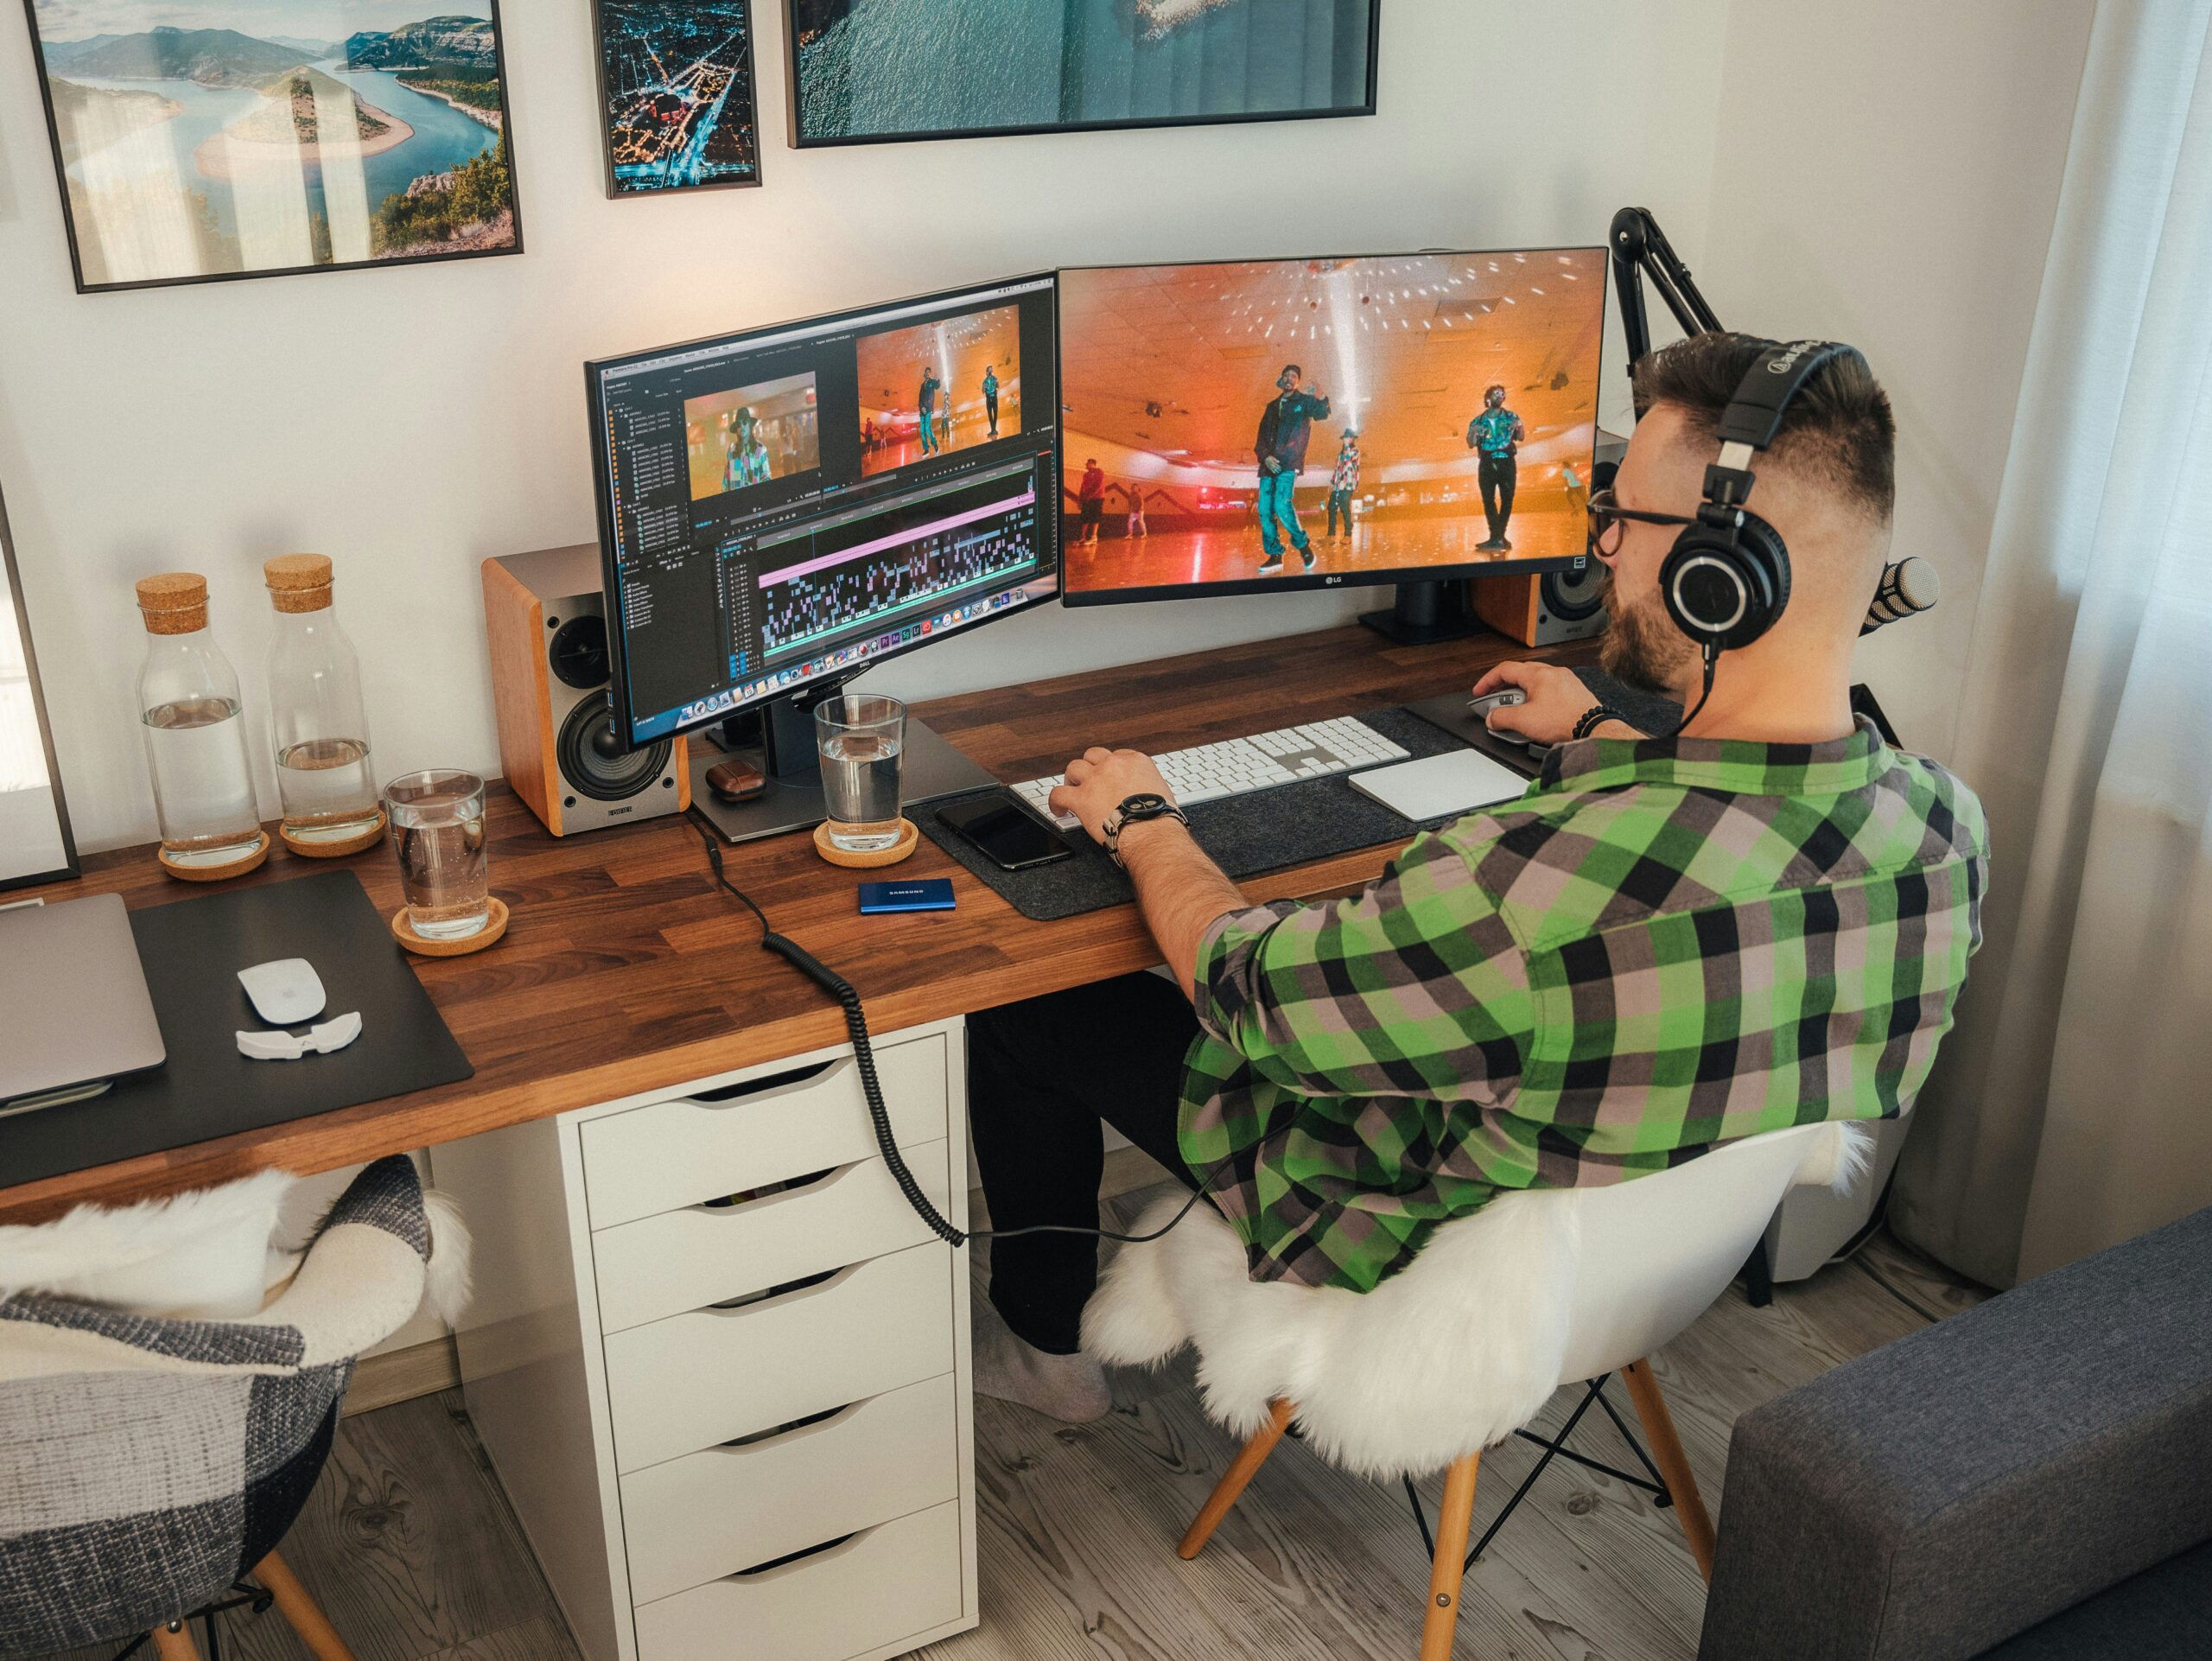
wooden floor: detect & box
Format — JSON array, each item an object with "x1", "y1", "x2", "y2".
[{"x1": 36, "y1": 1213, "x2": 1985, "y2": 1661}]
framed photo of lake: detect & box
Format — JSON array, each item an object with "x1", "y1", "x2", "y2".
[
  {"x1": 785, "y1": 0, "x2": 1378, "y2": 148},
  {"x1": 593, "y1": 0, "x2": 762, "y2": 196},
  {"x1": 21, "y1": 3, "x2": 524, "y2": 293}
]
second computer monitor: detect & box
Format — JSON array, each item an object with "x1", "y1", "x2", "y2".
[{"x1": 1058, "y1": 249, "x2": 1605, "y2": 602}]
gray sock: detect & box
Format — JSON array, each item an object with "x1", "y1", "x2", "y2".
[{"x1": 971, "y1": 1294, "x2": 1110, "y2": 1422}]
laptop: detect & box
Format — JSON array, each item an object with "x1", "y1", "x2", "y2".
[{"x1": 0, "y1": 894, "x2": 167, "y2": 1113}]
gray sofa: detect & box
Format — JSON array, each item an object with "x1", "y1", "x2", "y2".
[{"x1": 1697, "y1": 1206, "x2": 2212, "y2": 1660}]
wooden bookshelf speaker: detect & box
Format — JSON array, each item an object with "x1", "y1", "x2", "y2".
[{"x1": 482, "y1": 544, "x2": 690, "y2": 837}]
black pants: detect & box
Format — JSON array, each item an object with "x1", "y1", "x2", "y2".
[
  {"x1": 1479, "y1": 453, "x2": 1516, "y2": 541},
  {"x1": 968, "y1": 972, "x2": 1206, "y2": 1353},
  {"x1": 1328, "y1": 487, "x2": 1355, "y2": 536},
  {"x1": 986, "y1": 391, "x2": 999, "y2": 435}
]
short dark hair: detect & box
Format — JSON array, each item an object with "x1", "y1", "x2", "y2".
[
  {"x1": 1281, "y1": 363, "x2": 1301, "y2": 377},
  {"x1": 1630, "y1": 331, "x2": 1895, "y2": 525}
]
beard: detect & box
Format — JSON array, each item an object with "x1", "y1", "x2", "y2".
[{"x1": 1600, "y1": 583, "x2": 1699, "y2": 696}]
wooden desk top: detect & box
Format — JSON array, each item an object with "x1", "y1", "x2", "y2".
[{"x1": 0, "y1": 622, "x2": 1594, "y2": 1221}]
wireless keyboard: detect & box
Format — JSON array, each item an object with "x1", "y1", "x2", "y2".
[{"x1": 1011, "y1": 716, "x2": 1411, "y2": 831}]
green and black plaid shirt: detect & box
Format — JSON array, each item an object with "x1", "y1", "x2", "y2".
[{"x1": 1180, "y1": 717, "x2": 1988, "y2": 1292}]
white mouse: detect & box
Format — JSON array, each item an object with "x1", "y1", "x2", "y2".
[{"x1": 238, "y1": 958, "x2": 326, "y2": 1026}]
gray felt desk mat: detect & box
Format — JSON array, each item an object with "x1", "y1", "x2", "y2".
[{"x1": 916, "y1": 705, "x2": 1530, "y2": 922}]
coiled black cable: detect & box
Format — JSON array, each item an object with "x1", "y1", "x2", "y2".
[{"x1": 694, "y1": 817, "x2": 1228, "y2": 1249}]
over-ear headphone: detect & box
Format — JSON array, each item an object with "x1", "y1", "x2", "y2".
[{"x1": 1659, "y1": 338, "x2": 1866, "y2": 652}]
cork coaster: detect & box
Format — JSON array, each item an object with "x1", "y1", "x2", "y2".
[
  {"x1": 280, "y1": 808, "x2": 387, "y2": 859},
  {"x1": 812, "y1": 818, "x2": 919, "y2": 869},
  {"x1": 156, "y1": 830, "x2": 270, "y2": 883},
  {"x1": 391, "y1": 895, "x2": 509, "y2": 957}
]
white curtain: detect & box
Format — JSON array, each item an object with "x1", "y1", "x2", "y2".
[{"x1": 1890, "y1": 0, "x2": 2212, "y2": 1288}]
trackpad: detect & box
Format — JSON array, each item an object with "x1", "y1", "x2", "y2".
[{"x1": 1350, "y1": 749, "x2": 1531, "y2": 821}]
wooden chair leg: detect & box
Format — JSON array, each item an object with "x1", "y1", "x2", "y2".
[
  {"x1": 1418, "y1": 1452, "x2": 1482, "y2": 1661},
  {"x1": 1620, "y1": 1358, "x2": 1716, "y2": 1582},
  {"x1": 1178, "y1": 1397, "x2": 1295, "y2": 1560},
  {"x1": 252, "y1": 1549, "x2": 359, "y2": 1661},
  {"x1": 149, "y1": 1621, "x2": 200, "y2": 1659}
]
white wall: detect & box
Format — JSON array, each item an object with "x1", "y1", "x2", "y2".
[
  {"x1": 1698, "y1": 0, "x2": 2094, "y2": 756},
  {"x1": 0, "y1": 0, "x2": 1733, "y2": 851}
]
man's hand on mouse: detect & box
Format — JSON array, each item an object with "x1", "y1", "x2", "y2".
[
  {"x1": 1471, "y1": 661, "x2": 1604, "y2": 744},
  {"x1": 1049, "y1": 747, "x2": 1175, "y2": 845}
]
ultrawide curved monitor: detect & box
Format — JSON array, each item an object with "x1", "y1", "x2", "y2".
[{"x1": 1058, "y1": 248, "x2": 1605, "y2": 604}]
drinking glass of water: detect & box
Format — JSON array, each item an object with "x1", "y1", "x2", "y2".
[
  {"x1": 384, "y1": 769, "x2": 491, "y2": 939},
  {"x1": 814, "y1": 694, "x2": 906, "y2": 854}
]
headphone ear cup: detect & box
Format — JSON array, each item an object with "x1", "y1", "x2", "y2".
[{"x1": 1661, "y1": 513, "x2": 1791, "y2": 651}]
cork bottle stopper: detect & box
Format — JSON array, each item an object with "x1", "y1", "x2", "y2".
[
  {"x1": 264, "y1": 553, "x2": 334, "y2": 614},
  {"x1": 136, "y1": 571, "x2": 209, "y2": 635}
]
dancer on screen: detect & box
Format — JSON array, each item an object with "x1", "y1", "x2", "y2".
[
  {"x1": 1466, "y1": 383, "x2": 1525, "y2": 550},
  {"x1": 918, "y1": 363, "x2": 943, "y2": 455},
  {"x1": 1253, "y1": 363, "x2": 1332, "y2": 574},
  {"x1": 1327, "y1": 430, "x2": 1361, "y2": 539},
  {"x1": 983, "y1": 364, "x2": 1001, "y2": 437}
]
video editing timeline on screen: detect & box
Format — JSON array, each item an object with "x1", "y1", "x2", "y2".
[{"x1": 588, "y1": 275, "x2": 1059, "y2": 747}]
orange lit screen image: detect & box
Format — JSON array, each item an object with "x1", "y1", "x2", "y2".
[
  {"x1": 685, "y1": 372, "x2": 822, "y2": 503},
  {"x1": 1058, "y1": 251, "x2": 1604, "y2": 593},
  {"x1": 855, "y1": 303, "x2": 1022, "y2": 478}
]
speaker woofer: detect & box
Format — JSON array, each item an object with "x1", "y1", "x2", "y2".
[
  {"x1": 557, "y1": 695, "x2": 671, "y2": 802},
  {"x1": 1541, "y1": 563, "x2": 1608, "y2": 623}
]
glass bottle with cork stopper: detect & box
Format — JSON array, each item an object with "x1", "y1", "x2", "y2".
[
  {"x1": 135, "y1": 572, "x2": 268, "y2": 877},
  {"x1": 264, "y1": 553, "x2": 382, "y2": 854}
]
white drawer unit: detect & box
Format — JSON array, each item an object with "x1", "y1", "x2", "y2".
[
  {"x1": 620, "y1": 1374, "x2": 961, "y2": 1607},
  {"x1": 439, "y1": 1019, "x2": 977, "y2": 1661},
  {"x1": 593, "y1": 1140, "x2": 954, "y2": 1334}
]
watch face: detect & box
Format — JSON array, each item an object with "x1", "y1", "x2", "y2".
[{"x1": 1120, "y1": 792, "x2": 1169, "y2": 816}]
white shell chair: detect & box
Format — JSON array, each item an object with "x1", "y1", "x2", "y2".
[{"x1": 1084, "y1": 1120, "x2": 1866, "y2": 1659}]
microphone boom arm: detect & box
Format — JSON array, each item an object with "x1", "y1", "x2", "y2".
[{"x1": 1611, "y1": 206, "x2": 1726, "y2": 372}]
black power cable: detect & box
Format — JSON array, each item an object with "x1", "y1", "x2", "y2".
[{"x1": 693, "y1": 817, "x2": 1229, "y2": 1249}]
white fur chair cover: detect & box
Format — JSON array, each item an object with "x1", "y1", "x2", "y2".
[{"x1": 1084, "y1": 1122, "x2": 1867, "y2": 1482}]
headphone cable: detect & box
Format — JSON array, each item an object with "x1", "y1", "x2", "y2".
[
  {"x1": 1671, "y1": 644, "x2": 1720, "y2": 739},
  {"x1": 692, "y1": 816, "x2": 1230, "y2": 1250}
]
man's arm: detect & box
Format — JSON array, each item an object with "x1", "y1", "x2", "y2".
[{"x1": 1047, "y1": 746, "x2": 1242, "y2": 996}]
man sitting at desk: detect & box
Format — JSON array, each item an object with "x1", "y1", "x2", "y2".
[{"x1": 966, "y1": 332, "x2": 1988, "y2": 1422}]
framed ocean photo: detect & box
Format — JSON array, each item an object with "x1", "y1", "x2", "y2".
[
  {"x1": 593, "y1": 0, "x2": 762, "y2": 196},
  {"x1": 22, "y1": 3, "x2": 523, "y2": 292},
  {"x1": 785, "y1": 0, "x2": 1379, "y2": 148}
]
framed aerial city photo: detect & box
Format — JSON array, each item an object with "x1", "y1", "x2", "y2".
[
  {"x1": 593, "y1": 0, "x2": 762, "y2": 196},
  {"x1": 785, "y1": 0, "x2": 1379, "y2": 148},
  {"x1": 21, "y1": 2, "x2": 521, "y2": 293}
]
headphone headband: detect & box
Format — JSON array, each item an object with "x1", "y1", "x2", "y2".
[{"x1": 1715, "y1": 340, "x2": 1864, "y2": 451}]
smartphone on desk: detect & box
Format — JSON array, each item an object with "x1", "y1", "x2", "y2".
[{"x1": 941, "y1": 794, "x2": 1075, "y2": 872}]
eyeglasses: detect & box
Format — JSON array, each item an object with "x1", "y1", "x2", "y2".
[{"x1": 1586, "y1": 487, "x2": 1700, "y2": 557}]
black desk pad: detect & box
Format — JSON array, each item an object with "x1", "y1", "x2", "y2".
[
  {"x1": 0, "y1": 870, "x2": 473, "y2": 1187},
  {"x1": 916, "y1": 705, "x2": 1537, "y2": 923}
]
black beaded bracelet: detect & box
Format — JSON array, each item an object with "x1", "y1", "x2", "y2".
[{"x1": 1572, "y1": 705, "x2": 1628, "y2": 741}]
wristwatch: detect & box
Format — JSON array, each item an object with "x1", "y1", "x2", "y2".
[{"x1": 1102, "y1": 792, "x2": 1188, "y2": 868}]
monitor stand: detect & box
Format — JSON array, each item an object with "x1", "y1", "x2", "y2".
[
  {"x1": 1358, "y1": 579, "x2": 1491, "y2": 647},
  {"x1": 689, "y1": 684, "x2": 995, "y2": 845}
]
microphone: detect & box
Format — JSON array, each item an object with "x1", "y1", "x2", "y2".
[{"x1": 1862, "y1": 557, "x2": 1940, "y2": 635}]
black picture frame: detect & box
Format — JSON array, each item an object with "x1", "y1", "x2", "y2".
[
  {"x1": 0, "y1": 483, "x2": 79, "y2": 894},
  {"x1": 592, "y1": 0, "x2": 766, "y2": 197},
  {"x1": 783, "y1": 0, "x2": 1380, "y2": 150},
  {"x1": 20, "y1": 2, "x2": 525, "y2": 295}
]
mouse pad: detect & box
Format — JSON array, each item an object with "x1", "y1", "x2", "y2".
[{"x1": 0, "y1": 869, "x2": 473, "y2": 1190}]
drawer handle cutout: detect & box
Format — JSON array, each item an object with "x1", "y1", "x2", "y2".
[
  {"x1": 688, "y1": 1056, "x2": 839, "y2": 1105},
  {"x1": 708, "y1": 1263, "x2": 842, "y2": 1312},
  {"x1": 731, "y1": 1525, "x2": 872, "y2": 1581},
  {"x1": 701, "y1": 1161, "x2": 842, "y2": 1213},
  {"x1": 716, "y1": 1397, "x2": 861, "y2": 1452}
]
